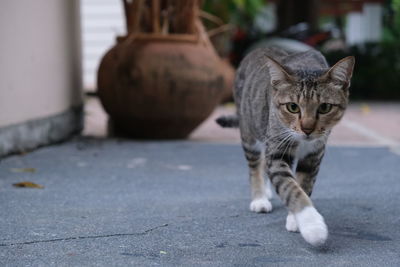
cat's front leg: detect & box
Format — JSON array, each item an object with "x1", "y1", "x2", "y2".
[
  {"x1": 267, "y1": 154, "x2": 328, "y2": 246},
  {"x1": 286, "y1": 148, "x2": 325, "y2": 232},
  {"x1": 296, "y1": 148, "x2": 325, "y2": 196},
  {"x1": 242, "y1": 142, "x2": 272, "y2": 213},
  {"x1": 286, "y1": 212, "x2": 298, "y2": 232}
]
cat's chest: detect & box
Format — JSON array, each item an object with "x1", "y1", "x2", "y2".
[{"x1": 295, "y1": 139, "x2": 319, "y2": 160}]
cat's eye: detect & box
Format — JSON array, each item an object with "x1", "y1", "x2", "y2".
[
  {"x1": 286, "y1": 103, "x2": 300, "y2": 113},
  {"x1": 318, "y1": 103, "x2": 332, "y2": 114}
]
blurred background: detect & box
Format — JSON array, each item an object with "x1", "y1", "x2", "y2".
[
  {"x1": 81, "y1": 0, "x2": 400, "y2": 98},
  {"x1": 0, "y1": 0, "x2": 399, "y2": 157},
  {"x1": 1, "y1": 2, "x2": 399, "y2": 263}
]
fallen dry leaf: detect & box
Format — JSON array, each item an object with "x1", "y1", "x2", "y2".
[
  {"x1": 13, "y1": 181, "x2": 44, "y2": 189},
  {"x1": 10, "y1": 168, "x2": 36, "y2": 173},
  {"x1": 360, "y1": 104, "x2": 371, "y2": 115}
]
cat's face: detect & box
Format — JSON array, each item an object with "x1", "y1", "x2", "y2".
[{"x1": 268, "y1": 56, "x2": 355, "y2": 140}]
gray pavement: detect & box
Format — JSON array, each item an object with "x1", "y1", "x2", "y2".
[{"x1": 1, "y1": 138, "x2": 400, "y2": 266}]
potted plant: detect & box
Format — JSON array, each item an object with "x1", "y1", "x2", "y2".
[{"x1": 97, "y1": 0, "x2": 230, "y2": 138}]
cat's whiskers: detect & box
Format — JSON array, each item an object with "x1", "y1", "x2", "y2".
[
  {"x1": 280, "y1": 134, "x2": 296, "y2": 162},
  {"x1": 268, "y1": 131, "x2": 291, "y2": 149},
  {"x1": 264, "y1": 131, "x2": 292, "y2": 149},
  {"x1": 288, "y1": 137, "x2": 298, "y2": 160},
  {"x1": 266, "y1": 129, "x2": 292, "y2": 141},
  {"x1": 268, "y1": 132, "x2": 294, "y2": 157}
]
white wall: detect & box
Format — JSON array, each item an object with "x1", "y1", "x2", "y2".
[
  {"x1": 0, "y1": 0, "x2": 82, "y2": 128},
  {"x1": 81, "y1": 0, "x2": 124, "y2": 90},
  {"x1": 346, "y1": 3, "x2": 383, "y2": 45}
]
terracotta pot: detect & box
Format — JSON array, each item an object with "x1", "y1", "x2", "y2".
[
  {"x1": 218, "y1": 58, "x2": 235, "y2": 103},
  {"x1": 97, "y1": 34, "x2": 225, "y2": 138}
]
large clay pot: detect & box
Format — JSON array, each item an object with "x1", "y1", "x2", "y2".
[{"x1": 97, "y1": 31, "x2": 225, "y2": 138}]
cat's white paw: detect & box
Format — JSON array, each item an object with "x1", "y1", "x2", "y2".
[
  {"x1": 250, "y1": 198, "x2": 272, "y2": 213},
  {"x1": 295, "y1": 206, "x2": 328, "y2": 246},
  {"x1": 286, "y1": 212, "x2": 298, "y2": 232}
]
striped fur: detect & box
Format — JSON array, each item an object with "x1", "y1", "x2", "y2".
[{"x1": 232, "y1": 47, "x2": 354, "y2": 246}]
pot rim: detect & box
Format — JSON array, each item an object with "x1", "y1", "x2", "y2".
[{"x1": 117, "y1": 33, "x2": 199, "y2": 44}]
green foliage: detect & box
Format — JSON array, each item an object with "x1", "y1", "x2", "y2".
[
  {"x1": 383, "y1": 0, "x2": 400, "y2": 42},
  {"x1": 393, "y1": 0, "x2": 400, "y2": 35},
  {"x1": 324, "y1": 1, "x2": 400, "y2": 100},
  {"x1": 324, "y1": 42, "x2": 400, "y2": 100},
  {"x1": 202, "y1": 0, "x2": 265, "y2": 30}
]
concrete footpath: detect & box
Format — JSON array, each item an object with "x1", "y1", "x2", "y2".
[{"x1": 1, "y1": 139, "x2": 400, "y2": 266}]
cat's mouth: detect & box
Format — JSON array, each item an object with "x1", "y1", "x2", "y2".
[
  {"x1": 292, "y1": 131, "x2": 316, "y2": 142},
  {"x1": 292, "y1": 130, "x2": 325, "y2": 142},
  {"x1": 303, "y1": 135, "x2": 314, "y2": 142},
  {"x1": 302, "y1": 134, "x2": 319, "y2": 141},
  {"x1": 302, "y1": 132, "x2": 326, "y2": 142}
]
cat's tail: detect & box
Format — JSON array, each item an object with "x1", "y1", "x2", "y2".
[{"x1": 215, "y1": 115, "x2": 239, "y2": 128}]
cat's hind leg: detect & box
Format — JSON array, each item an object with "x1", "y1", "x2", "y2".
[{"x1": 242, "y1": 141, "x2": 272, "y2": 213}]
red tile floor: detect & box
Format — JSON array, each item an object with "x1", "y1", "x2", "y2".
[{"x1": 84, "y1": 97, "x2": 400, "y2": 153}]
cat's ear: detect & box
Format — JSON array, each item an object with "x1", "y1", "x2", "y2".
[
  {"x1": 325, "y1": 56, "x2": 355, "y2": 88},
  {"x1": 265, "y1": 56, "x2": 294, "y2": 88}
]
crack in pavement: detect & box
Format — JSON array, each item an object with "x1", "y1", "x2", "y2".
[
  {"x1": 0, "y1": 213, "x2": 243, "y2": 248},
  {"x1": 0, "y1": 223, "x2": 168, "y2": 247},
  {"x1": 0, "y1": 213, "x2": 262, "y2": 248}
]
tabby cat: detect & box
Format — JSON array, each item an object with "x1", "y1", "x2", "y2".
[{"x1": 217, "y1": 47, "x2": 354, "y2": 246}]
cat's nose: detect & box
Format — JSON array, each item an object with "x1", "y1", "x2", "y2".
[
  {"x1": 301, "y1": 127, "x2": 314, "y2": 135},
  {"x1": 300, "y1": 119, "x2": 316, "y2": 135}
]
